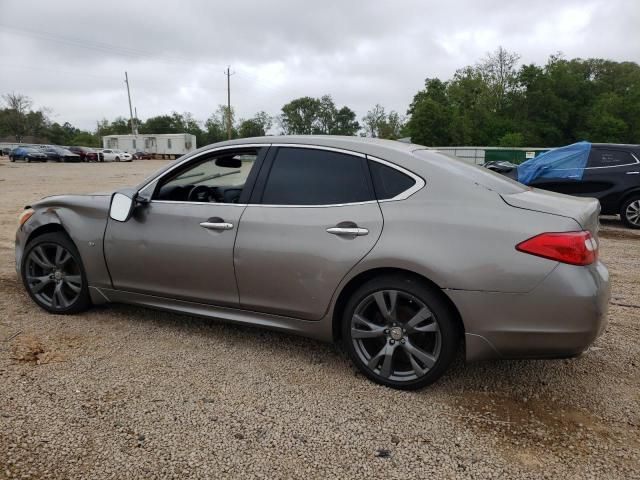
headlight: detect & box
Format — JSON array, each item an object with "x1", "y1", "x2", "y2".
[{"x1": 17, "y1": 209, "x2": 34, "y2": 229}]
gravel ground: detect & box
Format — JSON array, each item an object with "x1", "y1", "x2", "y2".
[{"x1": 0, "y1": 157, "x2": 638, "y2": 479}]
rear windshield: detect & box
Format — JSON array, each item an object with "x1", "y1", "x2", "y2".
[{"x1": 413, "y1": 149, "x2": 527, "y2": 194}]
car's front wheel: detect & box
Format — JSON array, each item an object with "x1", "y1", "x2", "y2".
[
  {"x1": 342, "y1": 274, "x2": 459, "y2": 390},
  {"x1": 21, "y1": 232, "x2": 91, "y2": 314},
  {"x1": 620, "y1": 196, "x2": 640, "y2": 229}
]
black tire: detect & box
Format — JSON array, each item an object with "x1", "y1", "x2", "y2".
[
  {"x1": 21, "y1": 232, "x2": 91, "y2": 314},
  {"x1": 620, "y1": 196, "x2": 640, "y2": 229},
  {"x1": 115, "y1": 156, "x2": 120, "y2": 162},
  {"x1": 26, "y1": 157, "x2": 31, "y2": 163},
  {"x1": 9, "y1": 156, "x2": 14, "y2": 162},
  {"x1": 342, "y1": 274, "x2": 460, "y2": 390}
]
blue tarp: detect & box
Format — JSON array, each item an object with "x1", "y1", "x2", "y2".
[{"x1": 517, "y1": 141, "x2": 591, "y2": 185}]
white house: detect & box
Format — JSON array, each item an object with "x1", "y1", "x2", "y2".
[{"x1": 102, "y1": 133, "x2": 197, "y2": 158}]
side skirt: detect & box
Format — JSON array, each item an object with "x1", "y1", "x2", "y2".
[{"x1": 89, "y1": 286, "x2": 333, "y2": 341}]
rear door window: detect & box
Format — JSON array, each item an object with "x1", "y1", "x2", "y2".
[
  {"x1": 261, "y1": 148, "x2": 374, "y2": 205},
  {"x1": 587, "y1": 149, "x2": 637, "y2": 168}
]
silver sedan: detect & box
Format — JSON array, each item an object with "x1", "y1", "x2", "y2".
[{"x1": 15, "y1": 136, "x2": 610, "y2": 389}]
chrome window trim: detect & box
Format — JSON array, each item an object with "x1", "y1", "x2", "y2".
[
  {"x1": 273, "y1": 143, "x2": 366, "y2": 158},
  {"x1": 150, "y1": 199, "x2": 379, "y2": 208},
  {"x1": 151, "y1": 200, "x2": 248, "y2": 207},
  {"x1": 247, "y1": 200, "x2": 379, "y2": 208},
  {"x1": 143, "y1": 142, "x2": 424, "y2": 208},
  {"x1": 366, "y1": 155, "x2": 426, "y2": 202}
]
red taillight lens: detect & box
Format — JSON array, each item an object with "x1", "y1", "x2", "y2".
[{"x1": 516, "y1": 231, "x2": 597, "y2": 266}]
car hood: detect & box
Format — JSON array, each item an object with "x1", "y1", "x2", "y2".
[{"x1": 31, "y1": 193, "x2": 112, "y2": 209}]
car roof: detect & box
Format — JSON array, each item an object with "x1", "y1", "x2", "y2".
[
  {"x1": 211, "y1": 135, "x2": 427, "y2": 158},
  {"x1": 592, "y1": 143, "x2": 640, "y2": 150}
]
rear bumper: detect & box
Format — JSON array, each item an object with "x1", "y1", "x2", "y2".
[{"x1": 447, "y1": 261, "x2": 610, "y2": 361}]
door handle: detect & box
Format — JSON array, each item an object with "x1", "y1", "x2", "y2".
[
  {"x1": 200, "y1": 217, "x2": 234, "y2": 230},
  {"x1": 326, "y1": 227, "x2": 369, "y2": 236},
  {"x1": 626, "y1": 171, "x2": 640, "y2": 175}
]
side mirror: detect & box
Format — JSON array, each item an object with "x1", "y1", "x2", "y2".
[{"x1": 109, "y1": 192, "x2": 135, "y2": 222}]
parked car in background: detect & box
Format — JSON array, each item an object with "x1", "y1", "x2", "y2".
[
  {"x1": 133, "y1": 151, "x2": 153, "y2": 160},
  {"x1": 43, "y1": 146, "x2": 81, "y2": 163},
  {"x1": 485, "y1": 142, "x2": 640, "y2": 229},
  {"x1": 101, "y1": 149, "x2": 133, "y2": 162},
  {"x1": 15, "y1": 136, "x2": 610, "y2": 390},
  {"x1": 1, "y1": 147, "x2": 12, "y2": 156},
  {"x1": 9, "y1": 147, "x2": 48, "y2": 162},
  {"x1": 67, "y1": 146, "x2": 102, "y2": 162}
]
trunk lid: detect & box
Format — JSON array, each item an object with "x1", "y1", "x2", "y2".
[{"x1": 501, "y1": 188, "x2": 601, "y2": 236}]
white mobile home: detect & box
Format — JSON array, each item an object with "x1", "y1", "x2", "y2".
[{"x1": 102, "y1": 133, "x2": 196, "y2": 158}]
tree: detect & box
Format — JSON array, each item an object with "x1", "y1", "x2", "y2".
[
  {"x1": 316, "y1": 95, "x2": 337, "y2": 134},
  {"x1": 362, "y1": 104, "x2": 387, "y2": 137},
  {"x1": 478, "y1": 46, "x2": 520, "y2": 112},
  {"x1": 70, "y1": 131, "x2": 99, "y2": 147},
  {"x1": 203, "y1": 105, "x2": 236, "y2": 144},
  {"x1": 237, "y1": 111, "x2": 273, "y2": 138},
  {"x1": 279, "y1": 96, "x2": 322, "y2": 134},
  {"x1": 378, "y1": 111, "x2": 405, "y2": 139},
  {"x1": 96, "y1": 117, "x2": 131, "y2": 136},
  {"x1": 333, "y1": 106, "x2": 360, "y2": 135},
  {"x1": 498, "y1": 132, "x2": 525, "y2": 147},
  {"x1": 139, "y1": 114, "x2": 179, "y2": 134},
  {"x1": 2, "y1": 92, "x2": 33, "y2": 141},
  {"x1": 279, "y1": 95, "x2": 359, "y2": 136}
]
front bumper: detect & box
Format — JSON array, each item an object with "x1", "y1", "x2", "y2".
[
  {"x1": 447, "y1": 261, "x2": 610, "y2": 361},
  {"x1": 15, "y1": 225, "x2": 27, "y2": 276}
]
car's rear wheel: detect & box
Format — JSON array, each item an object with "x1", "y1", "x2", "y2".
[
  {"x1": 620, "y1": 196, "x2": 640, "y2": 229},
  {"x1": 342, "y1": 275, "x2": 459, "y2": 390},
  {"x1": 115, "y1": 156, "x2": 120, "y2": 162},
  {"x1": 21, "y1": 232, "x2": 91, "y2": 314}
]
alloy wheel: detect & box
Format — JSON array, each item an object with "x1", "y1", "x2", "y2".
[
  {"x1": 350, "y1": 289, "x2": 442, "y2": 382},
  {"x1": 25, "y1": 243, "x2": 83, "y2": 310},
  {"x1": 625, "y1": 200, "x2": 640, "y2": 226}
]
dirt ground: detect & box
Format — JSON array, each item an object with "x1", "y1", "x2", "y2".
[{"x1": 0, "y1": 157, "x2": 638, "y2": 479}]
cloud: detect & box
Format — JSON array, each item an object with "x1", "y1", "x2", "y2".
[{"x1": 0, "y1": 0, "x2": 637, "y2": 131}]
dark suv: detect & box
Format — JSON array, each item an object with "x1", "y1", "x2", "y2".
[{"x1": 488, "y1": 143, "x2": 640, "y2": 229}]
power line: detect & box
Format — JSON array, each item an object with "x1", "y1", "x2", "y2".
[
  {"x1": 0, "y1": 23, "x2": 218, "y2": 69},
  {"x1": 0, "y1": 24, "x2": 281, "y2": 93}
]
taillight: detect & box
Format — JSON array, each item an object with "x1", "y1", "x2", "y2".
[{"x1": 516, "y1": 231, "x2": 597, "y2": 266}]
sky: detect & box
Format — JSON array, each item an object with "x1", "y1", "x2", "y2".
[{"x1": 0, "y1": 0, "x2": 639, "y2": 131}]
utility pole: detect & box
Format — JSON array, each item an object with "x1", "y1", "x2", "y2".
[
  {"x1": 124, "y1": 71, "x2": 137, "y2": 135},
  {"x1": 224, "y1": 66, "x2": 234, "y2": 140}
]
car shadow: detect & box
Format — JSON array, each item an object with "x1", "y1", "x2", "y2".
[{"x1": 88, "y1": 302, "x2": 603, "y2": 398}]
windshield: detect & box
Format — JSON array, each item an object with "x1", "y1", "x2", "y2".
[{"x1": 413, "y1": 149, "x2": 527, "y2": 194}]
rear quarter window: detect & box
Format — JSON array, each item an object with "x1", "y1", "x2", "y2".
[{"x1": 369, "y1": 161, "x2": 416, "y2": 200}]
